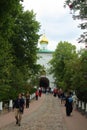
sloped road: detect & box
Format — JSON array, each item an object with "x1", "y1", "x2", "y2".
[{"x1": 0, "y1": 94, "x2": 67, "y2": 130}]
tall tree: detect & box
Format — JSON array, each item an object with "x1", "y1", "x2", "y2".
[
  {"x1": 10, "y1": 10, "x2": 40, "y2": 68},
  {"x1": 49, "y1": 41, "x2": 77, "y2": 91},
  {"x1": 0, "y1": 0, "x2": 41, "y2": 100},
  {"x1": 0, "y1": 0, "x2": 23, "y2": 100},
  {"x1": 9, "y1": 10, "x2": 40, "y2": 96},
  {"x1": 72, "y1": 49, "x2": 87, "y2": 101}
]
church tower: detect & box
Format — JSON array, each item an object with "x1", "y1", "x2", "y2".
[{"x1": 37, "y1": 34, "x2": 55, "y2": 89}]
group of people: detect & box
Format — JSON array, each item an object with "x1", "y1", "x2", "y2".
[
  {"x1": 53, "y1": 88, "x2": 76, "y2": 116},
  {"x1": 13, "y1": 88, "x2": 42, "y2": 126},
  {"x1": 13, "y1": 87, "x2": 76, "y2": 126},
  {"x1": 35, "y1": 87, "x2": 42, "y2": 100}
]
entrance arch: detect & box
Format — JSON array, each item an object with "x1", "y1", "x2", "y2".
[{"x1": 39, "y1": 77, "x2": 49, "y2": 91}]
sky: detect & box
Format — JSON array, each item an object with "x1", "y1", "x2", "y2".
[{"x1": 22, "y1": 0, "x2": 85, "y2": 51}]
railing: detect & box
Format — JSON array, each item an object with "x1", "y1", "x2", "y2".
[
  {"x1": 0, "y1": 93, "x2": 36, "y2": 113},
  {"x1": 75, "y1": 99, "x2": 87, "y2": 117}
]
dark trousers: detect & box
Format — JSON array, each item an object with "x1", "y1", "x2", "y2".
[
  {"x1": 36, "y1": 95, "x2": 38, "y2": 100},
  {"x1": 26, "y1": 99, "x2": 29, "y2": 108}
]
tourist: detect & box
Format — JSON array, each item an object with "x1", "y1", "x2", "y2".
[
  {"x1": 65, "y1": 92, "x2": 73, "y2": 116},
  {"x1": 26, "y1": 92, "x2": 30, "y2": 108},
  {"x1": 39, "y1": 87, "x2": 42, "y2": 97},
  {"x1": 13, "y1": 93, "x2": 25, "y2": 126},
  {"x1": 35, "y1": 90, "x2": 39, "y2": 100}
]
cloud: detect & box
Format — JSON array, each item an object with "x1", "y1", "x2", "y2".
[{"x1": 22, "y1": 0, "x2": 85, "y2": 51}]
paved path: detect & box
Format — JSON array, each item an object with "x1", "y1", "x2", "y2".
[
  {"x1": 0, "y1": 94, "x2": 87, "y2": 130},
  {"x1": 60, "y1": 101, "x2": 87, "y2": 130}
]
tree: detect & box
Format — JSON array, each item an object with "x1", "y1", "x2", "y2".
[
  {"x1": 64, "y1": 0, "x2": 87, "y2": 43},
  {"x1": 72, "y1": 49, "x2": 87, "y2": 101},
  {"x1": 49, "y1": 41, "x2": 77, "y2": 91},
  {"x1": 6, "y1": 9, "x2": 41, "y2": 99},
  {"x1": 0, "y1": 1, "x2": 41, "y2": 100},
  {"x1": 49, "y1": 40, "x2": 87, "y2": 101},
  {"x1": 10, "y1": 10, "x2": 40, "y2": 68},
  {"x1": 0, "y1": 0, "x2": 23, "y2": 39},
  {"x1": 0, "y1": 0, "x2": 23, "y2": 100}
]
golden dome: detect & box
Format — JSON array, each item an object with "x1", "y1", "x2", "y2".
[{"x1": 40, "y1": 34, "x2": 48, "y2": 44}]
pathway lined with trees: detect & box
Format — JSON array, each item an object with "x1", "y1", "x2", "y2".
[
  {"x1": 0, "y1": 94, "x2": 87, "y2": 130},
  {"x1": 0, "y1": 0, "x2": 87, "y2": 120}
]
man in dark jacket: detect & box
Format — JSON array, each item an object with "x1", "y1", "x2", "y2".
[
  {"x1": 65, "y1": 92, "x2": 73, "y2": 116},
  {"x1": 13, "y1": 93, "x2": 25, "y2": 126}
]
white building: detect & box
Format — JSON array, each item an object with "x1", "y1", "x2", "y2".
[{"x1": 37, "y1": 34, "x2": 55, "y2": 89}]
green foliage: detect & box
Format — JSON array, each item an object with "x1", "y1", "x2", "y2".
[
  {"x1": 0, "y1": 0, "x2": 41, "y2": 101},
  {"x1": 64, "y1": 0, "x2": 87, "y2": 43},
  {"x1": 29, "y1": 87, "x2": 37, "y2": 94},
  {"x1": 64, "y1": 1, "x2": 87, "y2": 101},
  {"x1": 0, "y1": 84, "x2": 11, "y2": 101},
  {"x1": 49, "y1": 41, "x2": 77, "y2": 91},
  {"x1": 0, "y1": 0, "x2": 24, "y2": 101},
  {"x1": 73, "y1": 49, "x2": 87, "y2": 101},
  {"x1": 50, "y1": 41, "x2": 87, "y2": 101},
  {"x1": 10, "y1": 10, "x2": 40, "y2": 68},
  {"x1": 0, "y1": 1, "x2": 23, "y2": 39}
]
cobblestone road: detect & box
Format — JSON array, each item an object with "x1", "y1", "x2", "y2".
[{"x1": 0, "y1": 94, "x2": 67, "y2": 130}]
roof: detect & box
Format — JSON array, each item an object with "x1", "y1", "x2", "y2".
[
  {"x1": 38, "y1": 49, "x2": 54, "y2": 53},
  {"x1": 40, "y1": 34, "x2": 49, "y2": 44}
]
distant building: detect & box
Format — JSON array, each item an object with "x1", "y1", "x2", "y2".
[{"x1": 37, "y1": 34, "x2": 55, "y2": 89}]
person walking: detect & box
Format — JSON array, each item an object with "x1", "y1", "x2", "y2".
[
  {"x1": 65, "y1": 92, "x2": 73, "y2": 116},
  {"x1": 53, "y1": 88, "x2": 57, "y2": 97},
  {"x1": 13, "y1": 93, "x2": 25, "y2": 126},
  {"x1": 35, "y1": 90, "x2": 39, "y2": 100},
  {"x1": 26, "y1": 92, "x2": 30, "y2": 108},
  {"x1": 39, "y1": 87, "x2": 42, "y2": 97},
  {"x1": 60, "y1": 91, "x2": 66, "y2": 104}
]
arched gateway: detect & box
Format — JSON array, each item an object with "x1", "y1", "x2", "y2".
[
  {"x1": 39, "y1": 76, "x2": 50, "y2": 92},
  {"x1": 39, "y1": 76, "x2": 49, "y2": 88},
  {"x1": 37, "y1": 34, "x2": 55, "y2": 89}
]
